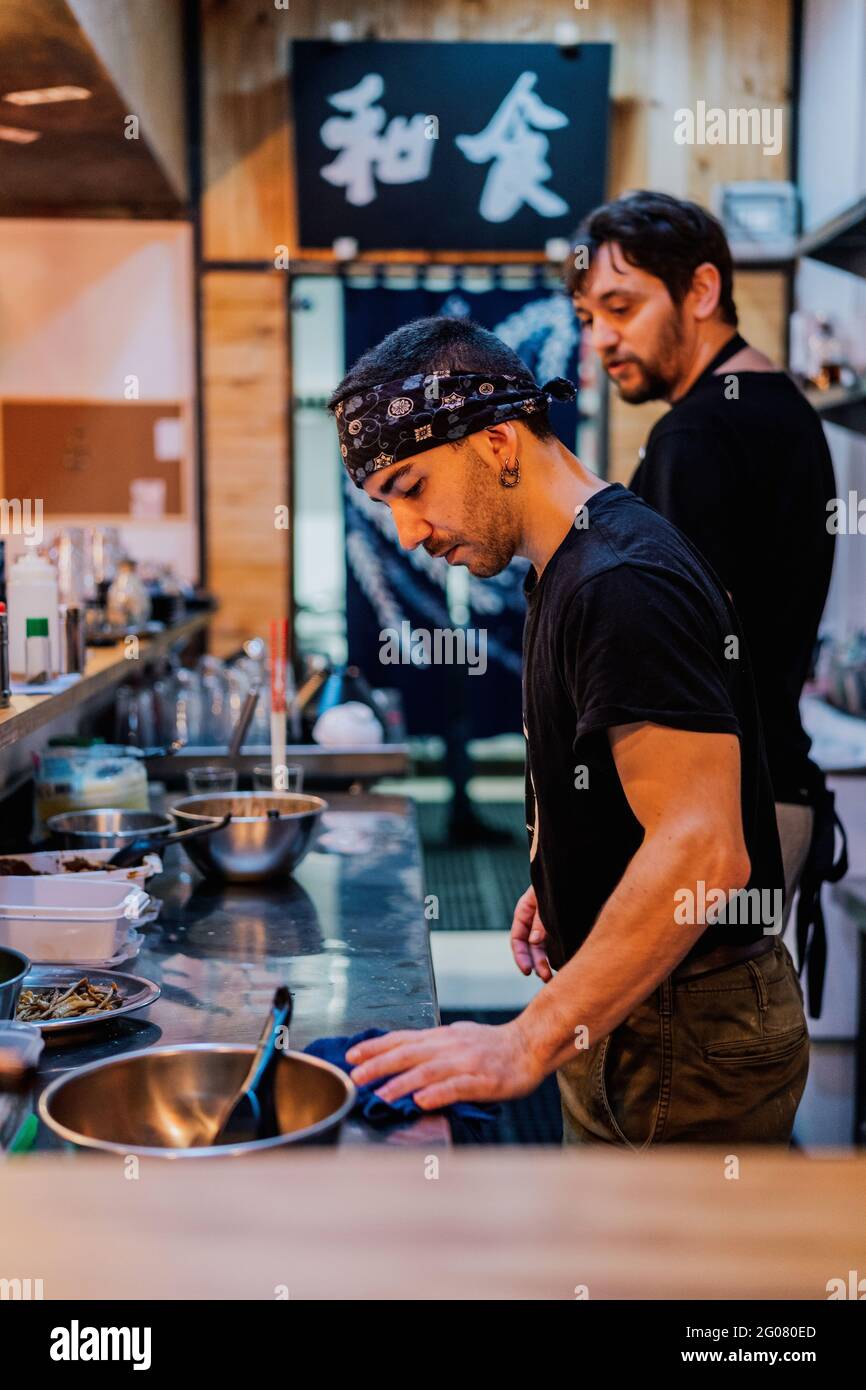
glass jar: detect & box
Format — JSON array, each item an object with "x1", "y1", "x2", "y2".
[
  {"x1": 35, "y1": 744, "x2": 149, "y2": 824},
  {"x1": 106, "y1": 559, "x2": 151, "y2": 629}
]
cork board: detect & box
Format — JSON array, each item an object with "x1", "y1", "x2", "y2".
[{"x1": 1, "y1": 400, "x2": 183, "y2": 515}]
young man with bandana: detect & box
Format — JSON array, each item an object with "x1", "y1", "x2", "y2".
[{"x1": 332, "y1": 316, "x2": 808, "y2": 1146}]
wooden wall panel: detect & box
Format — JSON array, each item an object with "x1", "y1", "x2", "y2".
[
  {"x1": 202, "y1": 273, "x2": 289, "y2": 655},
  {"x1": 202, "y1": 0, "x2": 792, "y2": 260},
  {"x1": 734, "y1": 271, "x2": 789, "y2": 360}
]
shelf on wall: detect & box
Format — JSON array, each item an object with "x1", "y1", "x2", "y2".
[
  {"x1": 798, "y1": 195, "x2": 866, "y2": 278},
  {"x1": 803, "y1": 380, "x2": 866, "y2": 435},
  {"x1": 0, "y1": 614, "x2": 210, "y2": 754},
  {"x1": 730, "y1": 239, "x2": 797, "y2": 269}
]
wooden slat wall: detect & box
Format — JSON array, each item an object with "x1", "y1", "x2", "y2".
[
  {"x1": 202, "y1": 0, "x2": 792, "y2": 259},
  {"x1": 200, "y1": 0, "x2": 793, "y2": 622},
  {"x1": 202, "y1": 273, "x2": 289, "y2": 655}
]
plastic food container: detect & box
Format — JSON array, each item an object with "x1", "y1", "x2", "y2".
[
  {"x1": 0, "y1": 880, "x2": 152, "y2": 964},
  {"x1": 34, "y1": 745, "x2": 149, "y2": 825},
  {"x1": 0, "y1": 849, "x2": 162, "y2": 885}
]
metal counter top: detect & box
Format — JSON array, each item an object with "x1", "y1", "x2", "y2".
[{"x1": 31, "y1": 793, "x2": 448, "y2": 1149}]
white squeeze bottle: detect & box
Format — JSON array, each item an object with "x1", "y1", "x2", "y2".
[{"x1": 7, "y1": 550, "x2": 60, "y2": 678}]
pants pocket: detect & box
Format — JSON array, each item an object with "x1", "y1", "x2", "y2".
[
  {"x1": 669, "y1": 956, "x2": 810, "y2": 1142},
  {"x1": 703, "y1": 1023, "x2": 809, "y2": 1066},
  {"x1": 598, "y1": 988, "x2": 672, "y2": 1149}
]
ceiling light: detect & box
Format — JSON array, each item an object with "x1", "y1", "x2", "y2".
[
  {"x1": 0, "y1": 125, "x2": 41, "y2": 143},
  {"x1": 3, "y1": 85, "x2": 92, "y2": 106}
]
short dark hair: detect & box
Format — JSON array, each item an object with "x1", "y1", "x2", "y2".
[
  {"x1": 327, "y1": 316, "x2": 555, "y2": 440},
  {"x1": 566, "y1": 190, "x2": 738, "y2": 328}
]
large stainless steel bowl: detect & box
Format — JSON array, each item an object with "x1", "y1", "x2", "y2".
[
  {"x1": 0, "y1": 945, "x2": 30, "y2": 1020},
  {"x1": 171, "y1": 792, "x2": 327, "y2": 882},
  {"x1": 47, "y1": 809, "x2": 174, "y2": 849},
  {"x1": 38, "y1": 1042, "x2": 356, "y2": 1156}
]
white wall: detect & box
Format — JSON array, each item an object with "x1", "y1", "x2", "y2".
[
  {"x1": 795, "y1": 1, "x2": 866, "y2": 1052},
  {"x1": 798, "y1": 0, "x2": 866, "y2": 230},
  {"x1": 796, "y1": 1, "x2": 866, "y2": 643},
  {"x1": 0, "y1": 218, "x2": 197, "y2": 582},
  {"x1": 291, "y1": 275, "x2": 347, "y2": 660}
]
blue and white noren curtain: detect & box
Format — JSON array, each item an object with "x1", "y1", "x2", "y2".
[{"x1": 343, "y1": 277, "x2": 579, "y2": 738}]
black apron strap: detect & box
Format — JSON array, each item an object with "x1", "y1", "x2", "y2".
[{"x1": 795, "y1": 776, "x2": 848, "y2": 1019}]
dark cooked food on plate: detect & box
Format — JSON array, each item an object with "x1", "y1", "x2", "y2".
[{"x1": 16, "y1": 976, "x2": 123, "y2": 1022}]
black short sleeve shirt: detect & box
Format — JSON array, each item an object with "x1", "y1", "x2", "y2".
[
  {"x1": 522, "y1": 484, "x2": 784, "y2": 969},
  {"x1": 630, "y1": 356, "x2": 836, "y2": 803}
]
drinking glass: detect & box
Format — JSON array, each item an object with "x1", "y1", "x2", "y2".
[
  {"x1": 115, "y1": 684, "x2": 157, "y2": 748},
  {"x1": 171, "y1": 668, "x2": 205, "y2": 747},
  {"x1": 252, "y1": 763, "x2": 303, "y2": 793},
  {"x1": 185, "y1": 766, "x2": 238, "y2": 796}
]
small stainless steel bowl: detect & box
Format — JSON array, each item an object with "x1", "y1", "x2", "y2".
[
  {"x1": 38, "y1": 1042, "x2": 355, "y2": 1156},
  {"x1": 0, "y1": 945, "x2": 31, "y2": 1020},
  {"x1": 171, "y1": 792, "x2": 328, "y2": 882},
  {"x1": 47, "y1": 809, "x2": 174, "y2": 850}
]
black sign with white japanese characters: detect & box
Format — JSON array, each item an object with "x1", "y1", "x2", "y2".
[{"x1": 291, "y1": 41, "x2": 612, "y2": 251}]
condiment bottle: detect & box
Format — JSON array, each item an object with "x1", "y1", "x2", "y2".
[
  {"x1": 7, "y1": 551, "x2": 59, "y2": 678},
  {"x1": 25, "y1": 616, "x2": 52, "y2": 685}
]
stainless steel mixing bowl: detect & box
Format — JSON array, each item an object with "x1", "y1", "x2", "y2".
[
  {"x1": 171, "y1": 792, "x2": 328, "y2": 882},
  {"x1": 0, "y1": 945, "x2": 30, "y2": 1020},
  {"x1": 38, "y1": 1042, "x2": 356, "y2": 1156},
  {"x1": 47, "y1": 809, "x2": 174, "y2": 849}
]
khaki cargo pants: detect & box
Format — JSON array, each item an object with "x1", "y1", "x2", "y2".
[{"x1": 557, "y1": 938, "x2": 809, "y2": 1147}]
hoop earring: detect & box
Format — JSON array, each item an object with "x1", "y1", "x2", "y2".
[{"x1": 499, "y1": 455, "x2": 521, "y2": 488}]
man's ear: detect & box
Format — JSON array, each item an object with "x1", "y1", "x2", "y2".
[
  {"x1": 481, "y1": 420, "x2": 520, "y2": 463},
  {"x1": 689, "y1": 261, "x2": 723, "y2": 322}
]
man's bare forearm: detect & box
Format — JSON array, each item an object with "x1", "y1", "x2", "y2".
[{"x1": 513, "y1": 834, "x2": 749, "y2": 1075}]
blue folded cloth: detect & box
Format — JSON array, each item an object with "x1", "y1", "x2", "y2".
[{"x1": 304, "y1": 1028, "x2": 499, "y2": 1135}]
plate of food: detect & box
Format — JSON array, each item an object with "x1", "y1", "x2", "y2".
[{"x1": 15, "y1": 965, "x2": 160, "y2": 1037}]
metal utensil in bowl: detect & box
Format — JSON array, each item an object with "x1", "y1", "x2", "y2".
[
  {"x1": 47, "y1": 809, "x2": 175, "y2": 850},
  {"x1": 211, "y1": 986, "x2": 292, "y2": 1144},
  {"x1": 170, "y1": 792, "x2": 328, "y2": 882},
  {"x1": 0, "y1": 945, "x2": 30, "y2": 1021},
  {"x1": 38, "y1": 1042, "x2": 356, "y2": 1156},
  {"x1": 106, "y1": 813, "x2": 232, "y2": 868},
  {"x1": 227, "y1": 684, "x2": 260, "y2": 757}
]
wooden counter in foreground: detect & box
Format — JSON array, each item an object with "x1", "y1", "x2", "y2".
[
  {"x1": 3, "y1": 1148, "x2": 864, "y2": 1300},
  {"x1": 0, "y1": 613, "x2": 210, "y2": 753}
]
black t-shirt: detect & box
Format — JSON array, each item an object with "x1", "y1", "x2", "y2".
[
  {"x1": 630, "y1": 337, "x2": 836, "y2": 803},
  {"x1": 522, "y1": 483, "x2": 784, "y2": 970}
]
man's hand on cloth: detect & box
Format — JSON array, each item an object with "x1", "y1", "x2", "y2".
[
  {"x1": 347, "y1": 1018, "x2": 545, "y2": 1108},
  {"x1": 347, "y1": 884, "x2": 554, "y2": 1107}
]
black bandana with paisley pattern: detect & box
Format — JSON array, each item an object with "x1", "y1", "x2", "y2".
[{"x1": 335, "y1": 372, "x2": 576, "y2": 487}]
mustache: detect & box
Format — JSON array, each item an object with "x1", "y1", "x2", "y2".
[
  {"x1": 603, "y1": 353, "x2": 642, "y2": 369},
  {"x1": 424, "y1": 538, "x2": 459, "y2": 559}
]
